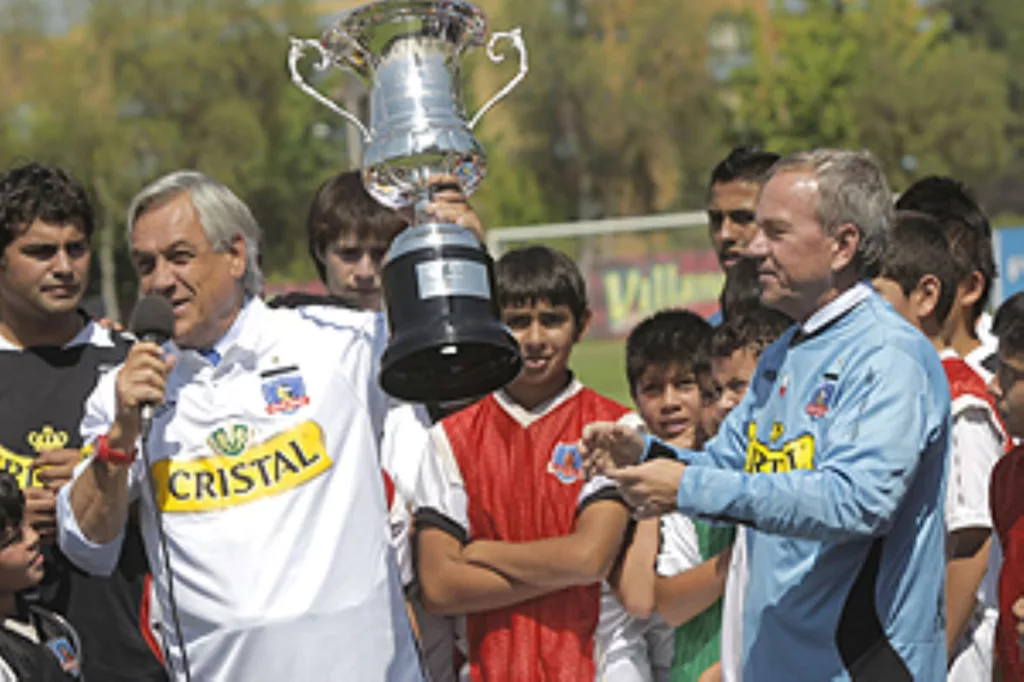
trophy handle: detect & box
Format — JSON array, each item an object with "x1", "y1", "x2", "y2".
[
  {"x1": 468, "y1": 28, "x2": 529, "y2": 130},
  {"x1": 288, "y1": 38, "x2": 371, "y2": 142}
]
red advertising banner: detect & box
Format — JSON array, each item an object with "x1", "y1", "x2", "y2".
[{"x1": 586, "y1": 248, "x2": 724, "y2": 340}]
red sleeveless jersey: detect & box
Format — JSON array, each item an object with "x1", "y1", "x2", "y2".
[
  {"x1": 990, "y1": 446, "x2": 1024, "y2": 682},
  {"x1": 441, "y1": 386, "x2": 629, "y2": 682},
  {"x1": 942, "y1": 355, "x2": 1010, "y2": 453}
]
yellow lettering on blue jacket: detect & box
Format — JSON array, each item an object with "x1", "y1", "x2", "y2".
[
  {"x1": 744, "y1": 422, "x2": 815, "y2": 474},
  {"x1": 152, "y1": 421, "x2": 332, "y2": 513}
]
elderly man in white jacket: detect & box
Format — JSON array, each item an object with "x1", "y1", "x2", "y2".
[{"x1": 56, "y1": 171, "x2": 422, "y2": 682}]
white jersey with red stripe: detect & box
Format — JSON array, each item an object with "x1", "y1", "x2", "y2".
[
  {"x1": 415, "y1": 380, "x2": 664, "y2": 680},
  {"x1": 940, "y1": 349, "x2": 1007, "y2": 682}
]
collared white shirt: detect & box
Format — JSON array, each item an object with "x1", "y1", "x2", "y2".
[
  {"x1": 940, "y1": 347, "x2": 1004, "y2": 680},
  {"x1": 57, "y1": 299, "x2": 422, "y2": 682}
]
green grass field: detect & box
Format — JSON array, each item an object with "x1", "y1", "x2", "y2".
[{"x1": 570, "y1": 338, "x2": 631, "y2": 405}]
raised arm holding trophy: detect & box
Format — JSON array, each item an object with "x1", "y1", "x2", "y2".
[{"x1": 289, "y1": 0, "x2": 528, "y2": 402}]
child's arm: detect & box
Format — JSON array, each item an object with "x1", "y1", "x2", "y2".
[
  {"x1": 461, "y1": 497, "x2": 631, "y2": 589},
  {"x1": 698, "y1": 662, "x2": 723, "y2": 682},
  {"x1": 417, "y1": 527, "x2": 552, "y2": 616},
  {"x1": 655, "y1": 552, "x2": 731, "y2": 627},
  {"x1": 945, "y1": 529, "x2": 991, "y2": 655},
  {"x1": 608, "y1": 518, "x2": 659, "y2": 619},
  {"x1": 413, "y1": 424, "x2": 553, "y2": 616},
  {"x1": 654, "y1": 514, "x2": 731, "y2": 628},
  {"x1": 944, "y1": 409, "x2": 1002, "y2": 655}
]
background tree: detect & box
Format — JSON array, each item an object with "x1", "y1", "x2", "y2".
[{"x1": 729, "y1": 0, "x2": 1012, "y2": 192}]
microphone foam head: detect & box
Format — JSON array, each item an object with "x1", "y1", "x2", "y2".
[{"x1": 129, "y1": 295, "x2": 176, "y2": 343}]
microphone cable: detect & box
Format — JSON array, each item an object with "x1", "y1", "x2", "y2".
[{"x1": 140, "y1": 418, "x2": 193, "y2": 682}]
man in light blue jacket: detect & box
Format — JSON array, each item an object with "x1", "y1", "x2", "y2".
[{"x1": 583, "y1": 149, "x2": 949, "y2": 682}]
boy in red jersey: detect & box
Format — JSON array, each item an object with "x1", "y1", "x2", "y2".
[
  {"x1": 986, "y1": 291, "x2": 1024, "y2": 682},
  {"x1": 414, "y1": 246, "x2": 635, "y2": 681}
]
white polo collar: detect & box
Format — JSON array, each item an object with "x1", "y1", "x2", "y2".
[{"x1": 801, "y1": 282, "x2": 871, "y2": 336}]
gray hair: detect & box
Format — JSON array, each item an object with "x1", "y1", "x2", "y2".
[
  {"x1": 766, "y1": 149, "x2": 893, "y2": 278},
  {"x1": 126, "y1": 171, "x2": 263, "y2": 296}
]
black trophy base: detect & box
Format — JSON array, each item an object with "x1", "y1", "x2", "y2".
[
  {"x1": 380, "y1": 323, "x2": 522, "y2": 403},
  {"x1": 379, "y1": 221, "x2": 523, "y2": 403}
]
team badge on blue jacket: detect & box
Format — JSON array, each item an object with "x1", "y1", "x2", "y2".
[
  {"x1": 805, "y1": 380, "x2": 836, "y2": 418},
  {"x1": 261, "y1": 372, "x2": 311, "y2": 415},
  {"x1": 548, "y1": 444, "x2": 584, "y2": 484}
]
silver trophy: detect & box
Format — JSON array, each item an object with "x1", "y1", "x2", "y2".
[{"x1": 288, "y1": 0, "x2": 527, "y2": 402}]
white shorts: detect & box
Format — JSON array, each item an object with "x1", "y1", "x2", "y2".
[{"x1": 948, "y1": 609, "x2": 996, "y2": 682}]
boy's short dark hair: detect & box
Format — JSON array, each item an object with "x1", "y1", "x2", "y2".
[
  {"x1": 992, "y1": 292, "x2": 1024, "y2": 356},
  {"x1": 878, "y1": 210, "x2": 959, "y2": 325},
  {"x1": 0, "y1": 472, "x2": 23, "y2": 541},
  {"x1": 708, "y1": 147, "x2": 781, "y2": 196},
  {"x1": 625, "y1": 310, "x2": 713, "y2": 394},
  {"x1": 895, "y1": 176, "x2": 995, "y2": 323},
  {"x1": 495, "y1": 246, "x2": 589, "y2": 330},
  {"x1": 0, "y1": 162, "x2": 94, "y2": 254},
  {"x1": 305, "y1": 171, "x2": 407, "y2": 283},
  {"x1": 709, "y1": 306, "x2": 791, "y2": 360}
]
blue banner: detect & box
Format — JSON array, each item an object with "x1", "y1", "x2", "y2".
[{"x1": 995, "y1": 226, "x2": 1024, "y2": 302}]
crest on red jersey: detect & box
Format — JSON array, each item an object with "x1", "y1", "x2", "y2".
[{"x1": 548, "y1": 444, "x2": 584, "y2": 484}]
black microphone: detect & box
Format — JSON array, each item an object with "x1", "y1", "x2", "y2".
[{"x1": 128, "y1": 295, "x2": 175, "y2": 438}]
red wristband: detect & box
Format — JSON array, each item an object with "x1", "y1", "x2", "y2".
[{"x1": 95, "y1": 434, "x2": 137, "y2": 465}]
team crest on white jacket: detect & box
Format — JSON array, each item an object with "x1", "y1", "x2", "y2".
[
  {"x1": 548, "y1": 443, "x2": 584, "y2": 484},
  {"x1": 260, "y1": 366, "x2": 311, "y2": 415}
]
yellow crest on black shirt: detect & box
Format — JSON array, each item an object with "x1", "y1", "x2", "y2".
[{"x1": 27, "y1": 425, "x2": 69, "y2": 453}]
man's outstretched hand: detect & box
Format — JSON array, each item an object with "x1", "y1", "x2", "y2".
[
  {"x1": 580, "y1": 421, "x2": 645, "y2": 477},
  {"x1": 609, "y1": 460, "x2": 687, "y2": 519}
]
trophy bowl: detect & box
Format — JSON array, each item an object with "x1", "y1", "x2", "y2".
[{"x1": 289, "y1": 0, "x2": 527, "y2": 403}]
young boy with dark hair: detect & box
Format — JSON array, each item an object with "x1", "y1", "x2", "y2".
[
  {"x1": 986, "y1": 292, "x2": 1024, "y2": 682},
  {"x1": 705, "y1": 307, "x2": 792, "y2": 438},
  {"x1": 0, "y1": 471, "x2": 80, "y2": 681},
  {"x1": 303, "y1": 171, "x2": 483, "y2": 311},
  {"x1": 874, "y1": 211, "x2": 1008, "y2": 681},
  {"x1": 695, "y1": 307, "x2": 791, "y2": 682},
  {"x1": 295, "y1": 171, "x2": 486, "y2": 682},
  {"x1": 304, "y1": 170, "x2": 408, "y2": 311},
  {"x1": 414, "y1": 245, "x2": 636, "y2": 681},
  {"x1": 896, "y1": 176, "x2": 998, "y2": 380},
  {"x1": 617, "y1": 310, "x2": 732, "y2": 681}
]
